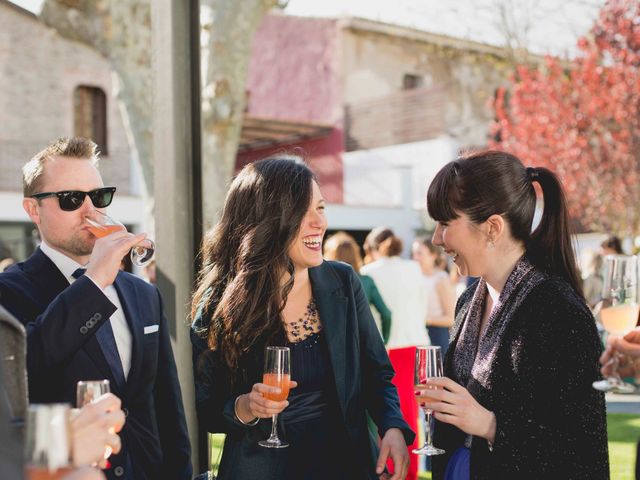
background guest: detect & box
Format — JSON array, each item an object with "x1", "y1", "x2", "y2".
[
  {"x1": 412, "y1": 236, "x2": 455, "y2": 355},
  {"x1": 324, "y1": 231, "x2": 392, "y2": 344},
  {"x1": 601, "y1": 235, "x2": 624, "y2": 256}
]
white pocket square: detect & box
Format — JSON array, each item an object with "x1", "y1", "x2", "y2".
[{"x1": 144, "y1": 325, "x2": 159, "y2": 334}]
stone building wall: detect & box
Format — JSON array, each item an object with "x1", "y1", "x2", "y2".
[
  {"x1": 0, "y1": 0, "x2": 132, "y2": 194},
  {"x1": 340, "y1": 18, "x2": 514, "y2": 147}
]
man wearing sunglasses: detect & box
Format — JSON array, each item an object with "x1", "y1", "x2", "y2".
[{"x1": 0, "y1": 137, "x2": 192, "y2": 480}]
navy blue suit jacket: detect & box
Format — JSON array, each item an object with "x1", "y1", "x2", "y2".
[
  {"x1": 0, "y1": 248, "x2": 192, "y2": 480},
  {"x1": 191, "y1": 260, "x2": 414, "y2": 479}
]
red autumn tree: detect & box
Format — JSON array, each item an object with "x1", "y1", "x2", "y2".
[{"x1": 492, "y1": 0, "x2": 640, "y2": 236}]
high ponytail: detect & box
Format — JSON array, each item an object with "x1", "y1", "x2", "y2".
[{"x1": 528, "y1": 167, "x2": 583, "y2": 296}]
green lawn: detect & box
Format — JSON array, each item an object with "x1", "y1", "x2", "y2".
[
  {"x1": 208, "y1": 413, "x2": 638, "y2": 479},
  {"x1": 608, "y1": 413, "x2": 640, "y2": 480}
]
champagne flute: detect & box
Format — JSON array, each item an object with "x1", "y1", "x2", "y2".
[
  {"x1": 77, "y1": 380, "x2": 114, "y2": 459},
  {"x1": 258, "y1": 346, "x2": 291, "y2": 448},
  {"x1": 413, "y1": 346, "x2": 445, "y2": 456},
  {"x1": 85, "y1": 210, "x2": 155, "y2": 267},
  {"x1": 593, "y1": 255, "x2": 639, "y2": 393},
  {"x1": 25, "y1": 404, "x2": 74, "y2": 479},
  {"x1": 77, "y1": 379, "x2": 111, "y2": 407}
]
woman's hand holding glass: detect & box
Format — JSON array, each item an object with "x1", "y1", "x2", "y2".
[
  {"x1": 236, "y1": 379, "x2": 299, "y2": 422},
  {"x1": 417, "y1": 377, "x2": 497, "y2": 443}
]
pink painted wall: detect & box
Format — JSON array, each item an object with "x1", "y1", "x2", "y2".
[
  {"x1": 239, "y1": 14, "x2": 345, "y2": 202},
  {"x1": 245, "y1": 14, "x2": 342, "y2": 124}
]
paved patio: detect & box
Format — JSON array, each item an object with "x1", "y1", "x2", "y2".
[{"x1": 606, "y1": 391, "x2": 640, "y2": 414}]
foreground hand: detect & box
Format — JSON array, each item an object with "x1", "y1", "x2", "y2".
[
  {"x1": 375, "y1": 428, "x2": 408, "y2": 480},
  {"x1": 71, "y1": 393, "x2": 125, "y2": 468},
  {"x1": 420, "y1": 377, "x2": 496, "y2": 442},
  {"x1": 236, "y1": 381, "x2": 298, "y2": 422}
]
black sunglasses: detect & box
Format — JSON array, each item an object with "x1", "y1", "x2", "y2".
[{"x1": 30, "y1": 187, "x2": 117, "y2": 212}]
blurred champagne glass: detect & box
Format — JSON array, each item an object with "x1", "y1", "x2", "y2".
[
  {"x1": 25, "y1": 404, "x2": 73, "y2": 480},
  {"x1": 593, "y1": 255, "x2": 639, "y2": 393}
]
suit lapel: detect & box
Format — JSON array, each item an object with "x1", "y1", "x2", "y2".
[
  {"x1": 309, "y1": 262, "x2": 348, "y2": 417},
  {"x1": 23, "y1": 249, "x2": 115, "y2": 386}
]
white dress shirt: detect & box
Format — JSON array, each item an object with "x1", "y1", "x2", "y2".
[{"x1": 40, "y1": 241, "x2": 132, "y2": 379}]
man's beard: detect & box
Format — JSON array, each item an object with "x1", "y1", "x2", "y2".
[{"x1": 60, "y1": 234, "x2": 94, "y2": 258}]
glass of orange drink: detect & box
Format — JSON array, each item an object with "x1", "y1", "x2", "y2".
[{"x1": 258, "y1": 346, "x2": 291, "y2": 448}]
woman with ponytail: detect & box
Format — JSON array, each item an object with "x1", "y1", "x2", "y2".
[
  {"x1": 416, "y1": 150, "x2": 608, "y2": 479},
  {"x1": 190, "y1": 156, "x2": 412, "y2": 480}
]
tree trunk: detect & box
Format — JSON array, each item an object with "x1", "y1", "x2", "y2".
[
  {"x1": 200, "y1": 0, "x2": 278, "y2": 230},
  {"x1": 41, "y1": 0, "x2": 278, "y2": 232}
]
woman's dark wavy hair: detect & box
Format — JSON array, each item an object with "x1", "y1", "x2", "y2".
[
  {"x1": 426, "y1": 150, "x2": 583, "y2": 297},
  {"x1": 191, "y1": 156, "x2": 316, "y2": 381}
]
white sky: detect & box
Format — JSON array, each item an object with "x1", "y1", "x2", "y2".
[
  {"x1": 11, "y1": 0, "x2": 605, "y2": 56},
  {"x1": 286, "y1": 0, "x2": 606, "y2": 56}
]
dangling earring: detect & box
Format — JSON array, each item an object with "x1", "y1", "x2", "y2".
[{"x1": 488, "y1": 237, "x2": 495, "y2": 248}]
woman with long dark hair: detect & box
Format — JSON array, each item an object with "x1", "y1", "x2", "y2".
[
  {"x1": 416, "y1": 150, "x2": 608, "y2": 478},
  {"x1": 190, "y1": 156, "x2": 413, "y2": 479}
]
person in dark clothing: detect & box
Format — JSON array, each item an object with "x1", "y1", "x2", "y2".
[
  {"x1": 417, "y1": 150, "x2": 609, "y2": 479},
  {"x1": 190, "y1": 156, "x2": 414, "y2": 479},
  {"x1": 0, "y1": 137, "x2": 191, "y2": 480}
]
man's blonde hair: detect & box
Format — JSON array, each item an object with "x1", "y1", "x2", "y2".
[{"x1": 23, "y1": 137, "x2": 99, "y2": 197}]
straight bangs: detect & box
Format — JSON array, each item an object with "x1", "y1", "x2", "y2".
[{"x1": 426, "y1": 161, "x2": 462, "y2": 222}]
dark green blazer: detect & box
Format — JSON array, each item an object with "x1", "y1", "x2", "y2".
[{"x1": 191, "y1": 260, "x2": 414, "y2": 479}]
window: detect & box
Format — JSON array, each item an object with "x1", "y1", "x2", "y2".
[
  {"x1": 403, "y1": 74, "x2": 423, "y2": 90},
  {"x1": 74, "y1": 86, "x2": 108, "y2": 155}
]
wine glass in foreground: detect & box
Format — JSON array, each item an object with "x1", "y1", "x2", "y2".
[
  {"x1": 593, "y1": 255, "x2": 639, "y2": 394},
  {"x1": 258, "y1": 346, "x2": 291, "y2": 448},
  {"x1": 25, "y1": 403, "x2": 73, "y2": 479},
  {"x1": 77, "y1": 380, "x2": 114, "y2": 459},
  {"x1": 85, "y1": 210, "x2": 155, "y2": 267},
  {"x1": 413, "y1": 346, "x2": 445, "y2": 456}
]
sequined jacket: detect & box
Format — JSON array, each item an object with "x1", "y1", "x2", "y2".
[{"x1": 432, "y1": 263, "x2": 609, "y2": 479}]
